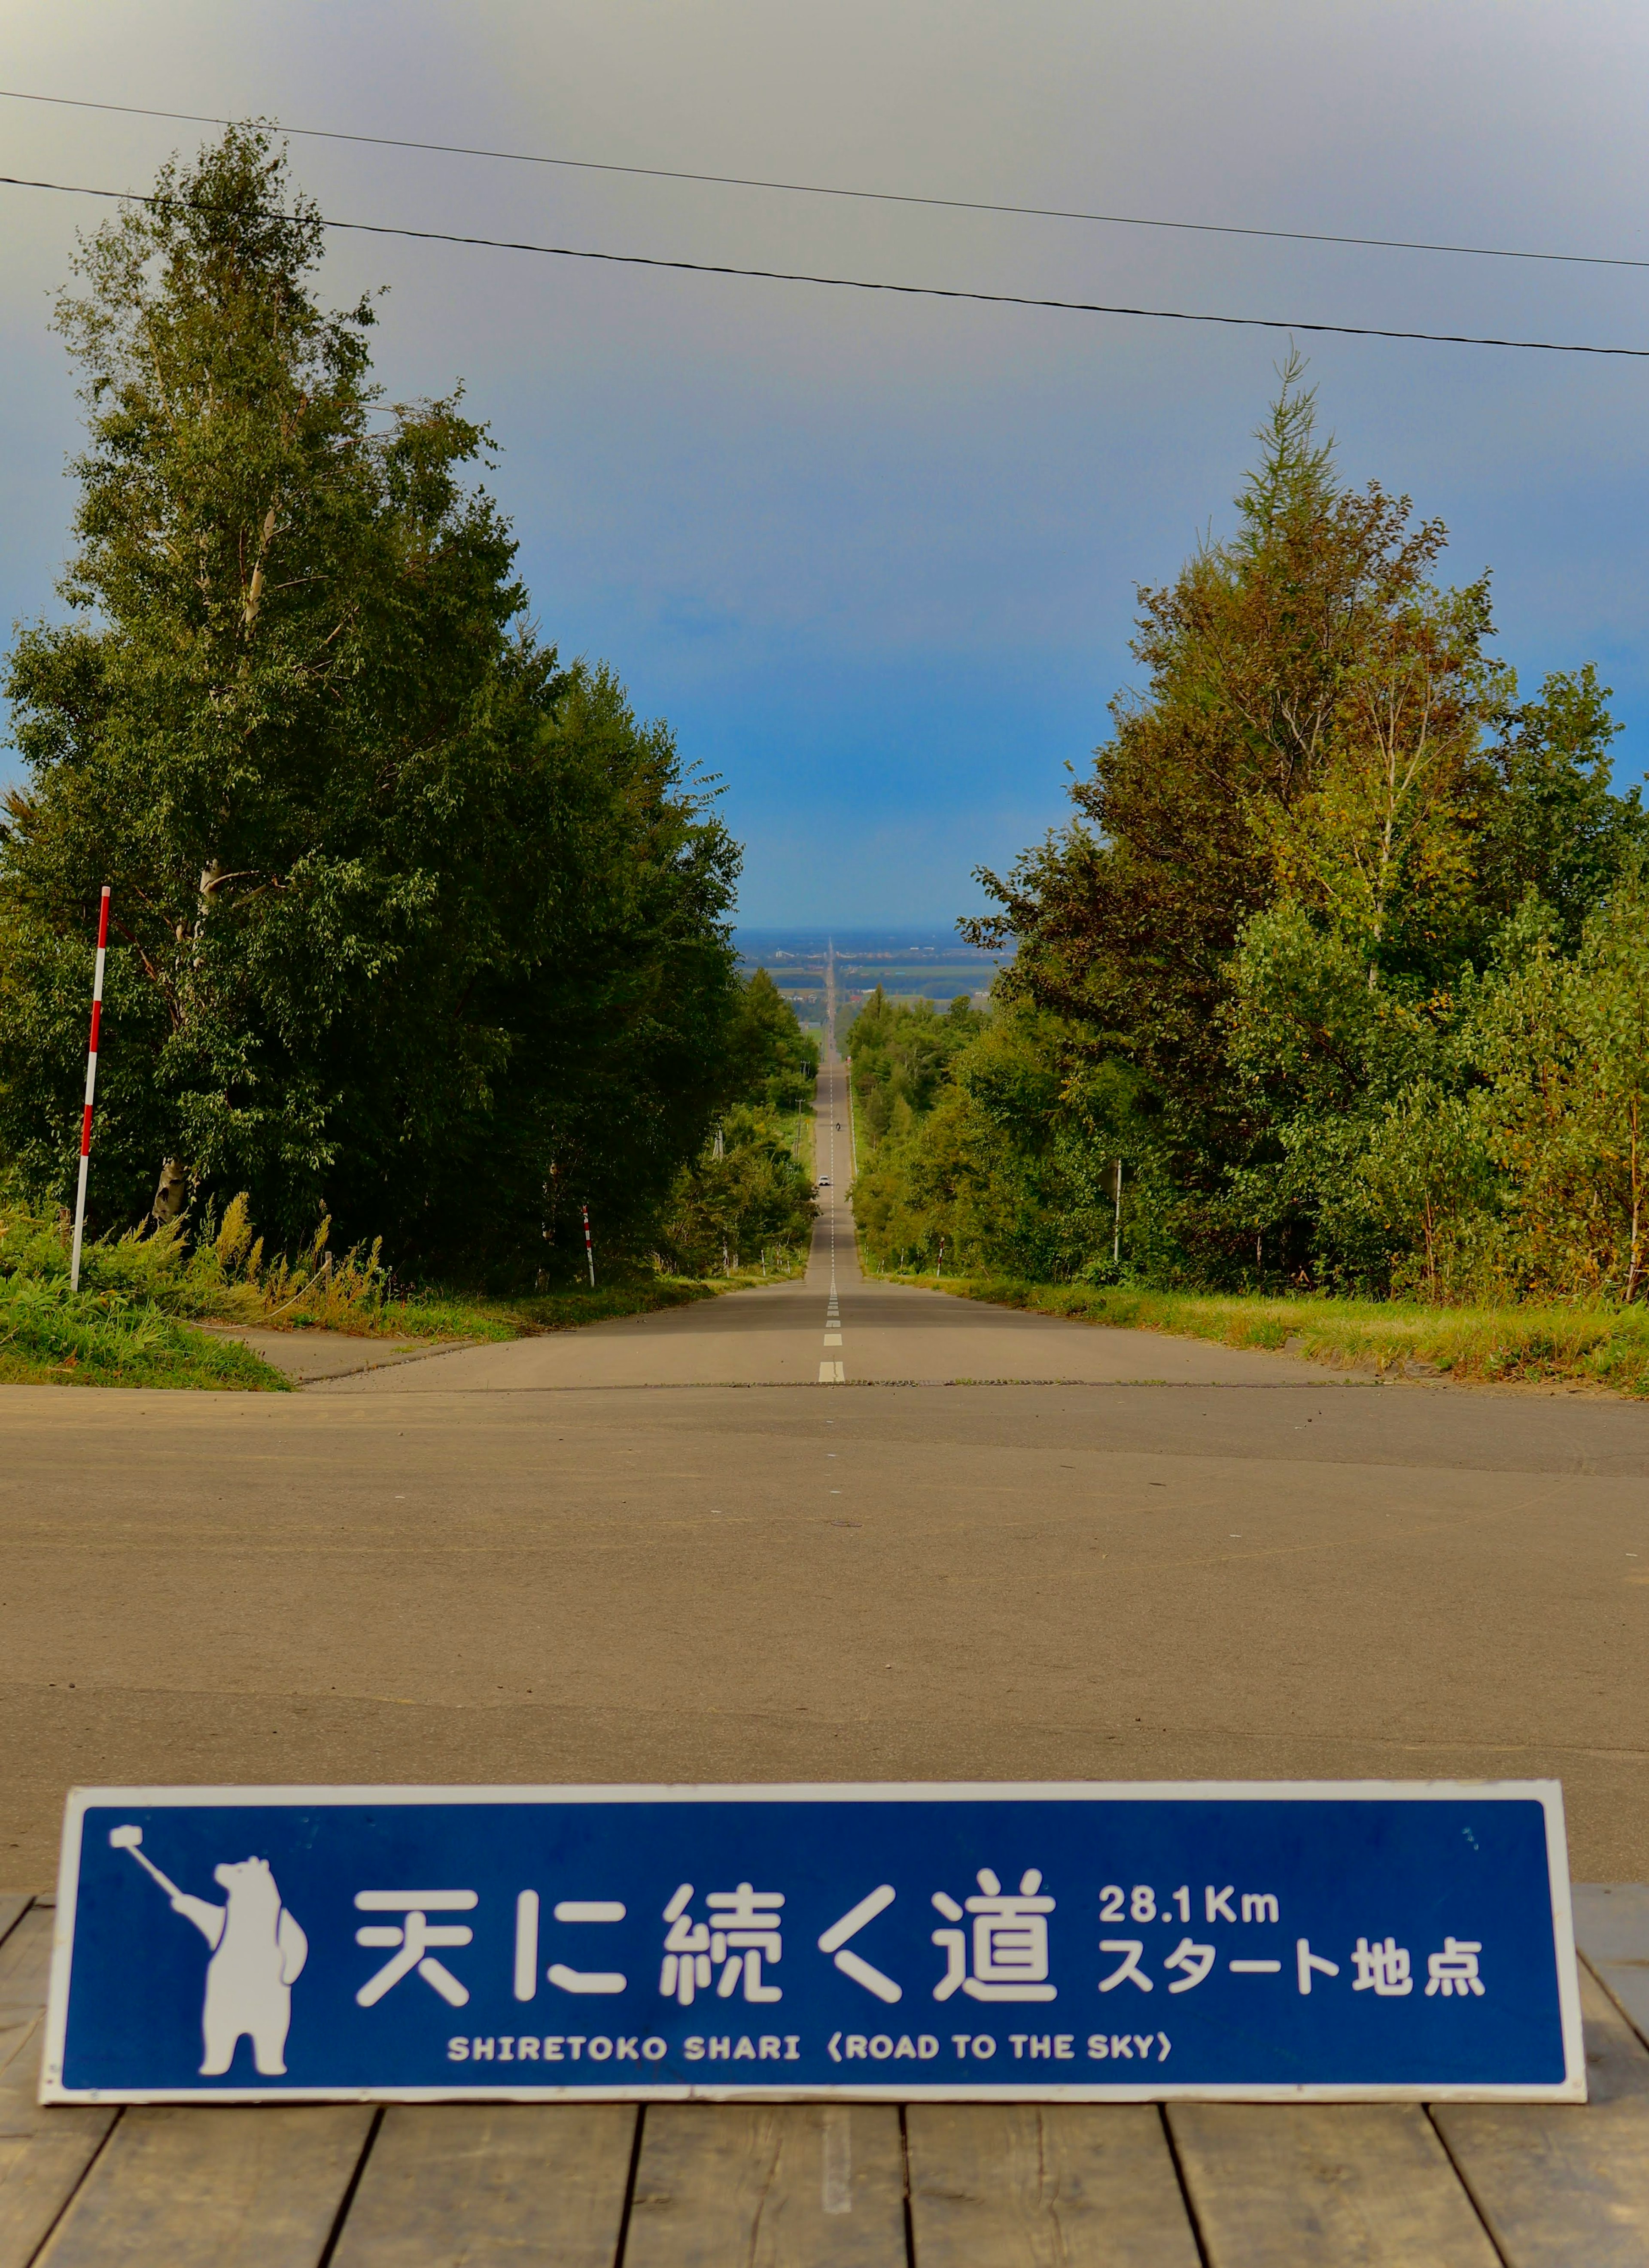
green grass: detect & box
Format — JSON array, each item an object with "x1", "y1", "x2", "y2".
[
  {"x1": 879, "y1": 1270, "x2": 1649, "y2": 1397},
  {"x1": 0, "y1": 1210, "x2": 802, "y2": 1389},
  {"x1": 320, "y1": 1274, "x2": 727, "y2": 1344},
  {"x1": 0, "y1": 1275, "x2": 289, "y2": 1391},
  {"x1": 261, "y1": 1252, "x2": 801, "y2": 1344}
]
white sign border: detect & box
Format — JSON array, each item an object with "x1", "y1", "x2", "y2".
[{"x1": 42, "y1": 1778, "x2": 1585, "y2": 2105}]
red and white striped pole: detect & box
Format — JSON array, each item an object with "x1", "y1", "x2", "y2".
[
  {"x1": 69, "y1": 887, "x2": 111, "y2": 1293},
  {"x1": 581, "y1": 1201, "x2": 595, "y2": 1288}
]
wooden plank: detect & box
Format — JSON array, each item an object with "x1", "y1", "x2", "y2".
[
  {"x1": 0, "y1": 1905, "x2": 60, "y2": 2115},
  {"x1": 0, "y1": 2018, "x2": 42, "y2": 2096},
  {"x1": 1574, "y1": 1884, "x2": 1649, "y2": 2049},
  {"x1": 1168, "y1": 2102, "x2": 1500, "y2": 2267},
  {"x1": 1, "y1": 2013, "x2": 118, "y2": 2142},
  {"x1": 0, "y1": 2044, "x2": 117, "y2": 2268},
  {"x1": 0, "y1": 1918, "x2": 50, "y2": 2099},
  {"x1": 625, "y1": 2104, "x2": 907, "y2": 2268},
  {"x1": 907, "y1": 2103, "x2": 1201, "y2": 2268},
  {"x1": 0, "y1": 1906, "x2": 52, "y2": 2020},
  {"x1": 0, "y1": 1910, "x2": 121, "y2": 2268},
  {"x1": 329, "y1": 2104, "x2": 636, "y2": 2268},
  {"x1": 34, "y1": 2104, "x2": 375, "y2": 2268},
  {"x1": 1432, "y1": 1963, "x2": 1649, "y2": 2268}
]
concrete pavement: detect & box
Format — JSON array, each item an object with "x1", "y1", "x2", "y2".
[
  {"x1": 339, "y1": 1057, "x2": 1313, "y2": 1395},
  {"x1": 2, "y1": 1043, "x2": 1646, "y2": 1894}
]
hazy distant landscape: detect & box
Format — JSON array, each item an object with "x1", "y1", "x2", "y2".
[{"x1": 735, "y1": 927, "x2": 1008, "y2": 1032}]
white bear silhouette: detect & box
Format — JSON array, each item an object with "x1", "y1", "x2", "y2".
[{"x1": 166, "y1": 1856, "x2": 309, "y2": 2076}]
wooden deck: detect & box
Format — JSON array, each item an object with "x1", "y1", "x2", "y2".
[{"x1": 5, "y1": 1886, "x2": 1649, "y2": 2264}]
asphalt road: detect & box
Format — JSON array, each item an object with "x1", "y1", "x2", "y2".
[{"x1": 2, "y1": 1047, "x2": 1646, "y2": 1890}]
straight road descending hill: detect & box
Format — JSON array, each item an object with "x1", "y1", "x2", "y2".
[
  {"x1": 347, "y1": 1045, "x2": 1308, "y2": 1392},
  {"x1": 2, "y1": 1037, "x2": 1648, "y2": 1893}
]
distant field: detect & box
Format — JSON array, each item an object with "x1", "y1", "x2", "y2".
[{"x1": 735, "y1": 925, "x2": 1007, "y2": 1026}]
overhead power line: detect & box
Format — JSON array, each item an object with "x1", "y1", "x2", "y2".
[
  {"x1": 3, "y1": 84, "x2": 1647, "y2": 276},
  {"x1": 3, "y1": 170, "x2": 1647, "y2": 360}
]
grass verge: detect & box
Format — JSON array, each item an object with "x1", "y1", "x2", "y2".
[
  {"x1": 879, "y1": 1271, "x2": 1649, "y2": 1397},
  {"x1": 0, "y1": 1277, "x2": 289, "y2": 1391},
  {"x1": 0, "y1": 1248, "x2": 800, "y2": 1390},
  {"x1": 323, "y1": 1273, "x2": 738, "y2": 1344},
  {"x1": 3, "y1": 1199, "x2": 805, "y2": 1354}
]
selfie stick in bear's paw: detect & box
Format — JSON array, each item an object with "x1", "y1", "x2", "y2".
[{"x1": 108, "y1": 1824, "x2": 187, "y2": 1903}]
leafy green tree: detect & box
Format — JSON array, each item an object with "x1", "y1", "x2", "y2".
[
  {"x1": 1250, "y1": 579, "x2": 1499, "y2": 983},
  {"x1": 657, "y1": 1104, "x2": 815, "y2": 1275},
  {"x1": 1454, "y1": 886, "x2": 1649, "y2": 1300},
  {"x1": 969, "y1": 359, "x2": 1477, "y2": 1163},
  {"x1": 846, "y1": 992, "x2": 1129, "y2": 1281},
  {"x1": 726, "y1": 967, "x2": 818, "y2": 1112},
  {"x1": 968, "y1": 359, "x2": 1645, "y2": 1293},
  {"x1": 1475, "y1": 667, "x2": 1647, "y2": 947},
  {"x1": 1226, "y1": 900, "x2": 1442, "y2": 1122},
  {"x1": 1351, "y1": 1082, "x2": 1498, "y2": 1302},
  {"x1": 845, "y1": 990, "x2": 983, "y2": 1145},
  {"x1": 0, "y1": 128, "x2": 741, "y2": 1270},
  {"x1": 1212, "y1": 899, "x2": 1451, "y2": 1282},
  {"x1": 643, "y1": 972, "x2": 819, "y2": 1276}
]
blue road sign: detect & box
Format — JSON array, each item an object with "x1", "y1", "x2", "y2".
[{"x1": 42, "y1": 1780, "x2": 1583, "y2": 2102}]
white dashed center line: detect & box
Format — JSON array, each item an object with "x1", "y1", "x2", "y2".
[{"x1": 818, "y1": 1056, "x2": 846, "y2": 1385}]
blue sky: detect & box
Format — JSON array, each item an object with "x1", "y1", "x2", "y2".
[{"x1": 3, "y1": 2, "x2": 1648, "y2": 922}]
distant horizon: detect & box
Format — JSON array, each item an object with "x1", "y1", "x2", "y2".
[
  {"x1": 733, "y1": 924, "x2": 1007, "y2": 1024},
  {"x1": 733, "y1": 924, "x2": 1002, "y2": 951}
]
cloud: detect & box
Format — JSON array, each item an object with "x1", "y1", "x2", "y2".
[{"x1": 3, "y1": 0, "x2": 1647, "y2": 921}]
